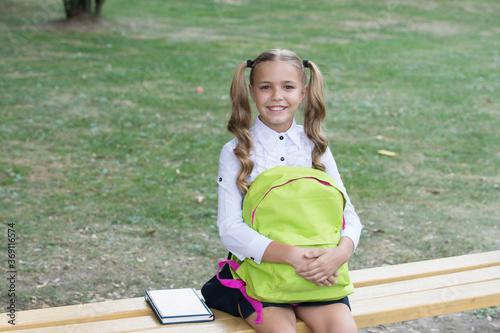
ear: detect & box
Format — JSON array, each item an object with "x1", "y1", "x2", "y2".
[
  {"x1": 299, "y1": 86, "x2": 308, "y2": 104},
  {"x1": 249, "y1": 83, "x2": 256, "y2": 102}
]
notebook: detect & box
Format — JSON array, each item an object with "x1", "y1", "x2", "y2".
[{"x1": 145, "y1": 288, "x2": 214, "y2": 325}]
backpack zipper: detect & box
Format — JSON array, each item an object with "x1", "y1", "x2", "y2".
[{"x1": 251, "y1": 177, "x2": 345, "y2": 226}]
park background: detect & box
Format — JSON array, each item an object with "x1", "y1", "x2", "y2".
[{"x1": 1, "y1": 0, "x2": 499, "y2": 331}]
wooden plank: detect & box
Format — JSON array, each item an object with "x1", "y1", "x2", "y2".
[
  {"x1": 127, "y1": 313, "x2": 259, "y2": 333},
  {"x1": 0, "y1": 297, "x2": 151, "y2": 331},
  {"x1": 7, "y1": 309, "x2": 309, "y2": 333},
  {"x1": 3, "y1": 251, "x2": 499, "y2": 332},
  {"x1": 12, "y1": 275, "x2": 500, "y2": 333},
  {"x1": 350, "y1": 250, "x2": 500, "y2": 288},
  {"x1": 130, "y1": 319, "x2": 312, "y2": 333},
  {"x1": 10, "y1": 316, "x2": 162, "y2": 333},
  {"x1": 352, "y1": 279, "x2": 500, "y2": 328},
  {"x1": 10, "y1": 271, "x2": 500, "y2": 332},
  {"x1": 351, "y1": 266, "x2": 500, "y2": 301},
  {"x1": 8, "y1": 310, "x2": 259, "y2": 333},
  {"x1": 125, "y1": 312, "x2": 312, "y2": 333}
]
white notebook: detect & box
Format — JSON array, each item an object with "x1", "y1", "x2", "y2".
[{"x1": 145, "y1": 288, "x2": 214, "y2": 325}]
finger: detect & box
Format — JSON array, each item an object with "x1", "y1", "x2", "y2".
[
  {"x1": 297, "y1": 272, "x2": 323, "y2": 286},
  {"x1": 295, "y1": 269, "x2": 309, "y2": 280},
  {"x1": 296, "y1": 265, "x2": 315, "y2": 278},
  {"x1": 309, "y1": 271, "x2": 330, "y2": 284},
  {"x1": 327, "y1": 275, "x2": 338, "y2": 285},
  {"x1": 296, "y1": 267, "x2": 320, "y2": 279},
  {"x1": 314, "y1": 275, "x2": 337, "y2": 287},
  {"x1": 321, "y1": 277, "x2": 332, "y2": 287},
  {"x1": 296, "y1": 261, "x2": 320, "y2": 274},
  {"x1": 304, "y1": 247, "x2": 329, "y2": 258},
  {"x1": 302, "y1": 266, "x2": 325, "y2": 278},
  {"x1": 312, "y1": 274, "x2": 337, "y2": 286}
]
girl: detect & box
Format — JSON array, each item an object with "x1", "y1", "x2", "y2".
[{"x1": 202, "y1": 49, "x2": 362, "y2": 333}]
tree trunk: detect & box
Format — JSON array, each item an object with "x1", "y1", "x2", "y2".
[
  {"x1": 63, "y1": 0, "x2": 105, "y2": 19},
  {"x1": 95, "y1": 0, "x2": 105, "y2": 17},
  {"x1": 82, "y1": 0, "x2": 91, "y2": 14}
]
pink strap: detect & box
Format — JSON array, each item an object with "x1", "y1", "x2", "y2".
[{"x1": 217, "y1": 260, "x2": 263, "y2": 324}]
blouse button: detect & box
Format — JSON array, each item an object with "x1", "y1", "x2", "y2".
[
  {"x1": 219, "y1": 177, "x2": 222, "y2": 182},
  {"x1": 279, "y1": 135, "x2": 284, "y2": 140},
  {"x1": 280, "y1": 157, "x2": 285, "y2": 161}
]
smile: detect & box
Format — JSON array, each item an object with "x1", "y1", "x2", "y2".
[{"x1": 268, "y1": 106, "x2": 287, "y2": 112}]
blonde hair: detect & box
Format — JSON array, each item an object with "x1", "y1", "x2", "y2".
[{"x1": 228, "y1": 49, "x2": 328, "y2": 194}]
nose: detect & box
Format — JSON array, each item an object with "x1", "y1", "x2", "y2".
[{"x1": 271, "y1": 89, "x2": 283, "y2": 101}]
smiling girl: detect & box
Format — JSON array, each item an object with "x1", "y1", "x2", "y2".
[{"x1": 202, "y1": 49, "x2": 362, "y2": 332}]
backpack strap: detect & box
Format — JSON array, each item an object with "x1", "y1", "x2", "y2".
[{"x1": 216, "y1": 260, "x2": 263, "y2": 324}]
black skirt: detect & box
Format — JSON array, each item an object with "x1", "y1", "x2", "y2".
[{"x1": 201, "y1": 261, "x2": 351, "y2": 319}]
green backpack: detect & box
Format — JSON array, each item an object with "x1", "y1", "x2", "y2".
[{"x1": 229, "y1": 166, "x2": 354, "y2": 304}]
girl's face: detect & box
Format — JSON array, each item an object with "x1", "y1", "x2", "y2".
[{"x1": 249, "y1": 61, "x2": 307, "y2": 133}]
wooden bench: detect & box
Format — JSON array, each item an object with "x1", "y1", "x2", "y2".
[{"x1": 2, "y1": 250, "x2": 499, "y2": 332}]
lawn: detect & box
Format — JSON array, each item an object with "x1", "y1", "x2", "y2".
[{"x1": 0, "y1": 0, "x2": 499, "y2": 312}]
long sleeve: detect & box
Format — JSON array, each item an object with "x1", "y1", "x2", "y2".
[
  {"x1": 321, "y1": 147, "x2": 363, "y2": 250},
  {"x1": 216, "y1": 141, "x2": 273, "y2": 264}
]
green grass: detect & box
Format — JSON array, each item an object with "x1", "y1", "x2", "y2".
[{"x1": 1, "y1": 0, "x2": 499, "y2": 310}]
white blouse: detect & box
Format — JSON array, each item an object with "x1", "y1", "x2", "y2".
[{"x1": 217, "y1": 116, "x2": 362, "y2": 264}]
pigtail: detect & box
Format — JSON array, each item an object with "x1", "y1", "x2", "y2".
[
  {"x1": 303, "y1": 60, "x2": 328, "y2": 172},
  {"x1": 228, "y1": 61, "x2": 254, "y2": 194}
]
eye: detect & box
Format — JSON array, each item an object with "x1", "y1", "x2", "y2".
[
  {"x1": 284, "y1": 85, "x2": 295, "y2": 90},
  {"x1": 260, "y1": 85, "x2": 271, "y2": 90}
]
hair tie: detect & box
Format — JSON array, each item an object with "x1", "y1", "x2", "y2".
[
  {"x1": 246, "y1": 60, "x2": 253, "y2": 68},
  {"x1": 303, "y1": 60, "x2": 309, "y2": 68}
]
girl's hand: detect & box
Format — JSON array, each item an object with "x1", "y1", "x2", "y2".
[
  {"x1": 295, "y1": 237, "x2": 354, "y2": 287},
  {"x1": 295, "y1": 248, "x2": 343, "y2": 286},
  {"x1": 287, "y1": 246, "x2": 319, "y2": 270},
  {"x1": 262, "y1": 241, "x2": 316, "y2": 268}
]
